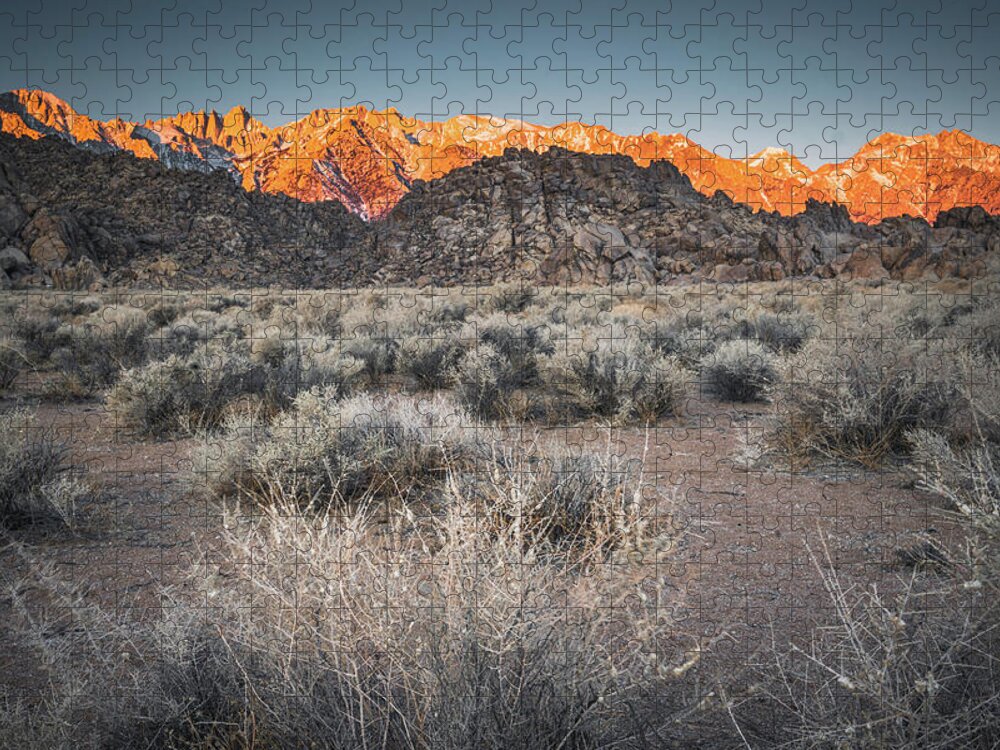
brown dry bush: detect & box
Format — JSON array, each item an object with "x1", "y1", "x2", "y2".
[
  {"x1": 551, "y1": 336, "x2": 691, "y2": 423},
  {"x1": 733, "y1": 424, "x2": 1000, "y2": 748},
  {"x1": 0, "y1": 335, "x2": 25, "y2": 390},
  {"x1": 0, "y1": 421, "x2": 718, "y2": 749},
  {"x1": 451, "y1": 437, "x2": 660, "y2": 556},
  {"x1": 2, "y1": 498, "x2": 698, "y2": 750},
  {"x1": 0, "y1": 408, "x2": 84, "y2": 527},
  {"x1": 107, "y1": 346, "x2": 269, "y2": 436},
  {"x1": 768, "y1": 337, "x2": 958, "y2": 466}
]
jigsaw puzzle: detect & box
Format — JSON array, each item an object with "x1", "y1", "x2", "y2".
[{"x1": 0, "y1": 1, "x2": 998, "y2": 747}]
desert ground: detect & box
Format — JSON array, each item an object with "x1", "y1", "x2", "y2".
[{"x1": 0, "y1": 278, "x2": 997, "y2": 749}]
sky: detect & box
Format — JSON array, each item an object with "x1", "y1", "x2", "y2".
[{"x1": 1, "y1": 0, "x2": 998, "y2": 166}]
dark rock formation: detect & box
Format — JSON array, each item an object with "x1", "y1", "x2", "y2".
[
  {"x1": 0, "y1": 131, "x2": 374, "y2": 289},
  {"x1": 0, "y1": 133, "x2": 995, "y2": 289}
]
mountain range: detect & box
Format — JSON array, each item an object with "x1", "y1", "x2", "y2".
[
  {"x1": 1, "y1": 125, "x2": 996, "y2": 290},
  {"x1": 3, "y1": 88, "x2": 999, "y2": 224}
]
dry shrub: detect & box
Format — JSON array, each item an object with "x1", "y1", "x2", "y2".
[
  {"x1": 0, "y1": 335, "x2": 25, "y2": 390},
  {"x1": 101, "y1": 492, "x2": 682, "y2": 749},
  {"x1": 282, "y1": 337, "x2": 364, "y2": 398},
  {"x1": 0, "y1": 408, "x2": 82, "y2": 527},
  {"x1": 399, "y1": 333, "x2": 466, "y2": 389},
  {"x1": 148, "y1": 310, "x2": 245, "y2": 359},
  {"x1": 736, "y1": 549, "x2": 1000, "y2": 748},
  {"x1": 768, "y1": 337, "x2": 956, "y2": 465},
  {"x1": 425, "y1": 300, "x2": 471, "y2": 323},
  {"x1": 735, "y1": 312, "x2": 812, "y2": 352},
  {"x1": 251, "y1": 331, "x2": 364, "y2": 406},
  {"x1": 294, "y1": 297, "x2": 344, "y2": 337},
  {"x1": 736, "y1": 426, "x2": 1000, "y2": 748},
  {"x1": 477, "y1": 315, "x2": 554, "y2": 387},
  {"x1": 145, "y1": 300, "x2": 182, "y2": 328},
  {"x1": 11, "y1": 313, "x2": 67, "y2": 363},
  {"x1": 700, "y1": 339, "x2": 776, "y2": 403},
  {"x1": 128, "y1": 321, "x2": 362, "y2": 437},
  {"x1": 454, "y1": 343, "x2": 522, "y2": 420},
  {"x1": 194, "y1": 390, "x2": 485, "y2": 507},
  {"x1": 540, "y1": 294, "x2": 609, "y2": 329},
  {"x1": 959, "y1": 300, "x2": 1000, "y2": 357},
  {"x1": 453, "y1": 437, "x2": 659, "y2": 556},
  {"x1": 763, "y1": 293, "x2": 799, "y2": 315},
  {"x1": 487, "y1": 282, "x2": 537, "y2": 313},
  {"x1": 554, "y1": 336, "x2": 690, "y2": 423},
  {"x1": 938, "y1": 352, "x2": 1000, "y2": 445},
  {"x1": 642, "y1": 321, "x2": 718, "y2": 367},
  {"x1": 344, "y1": 333, "x2": 399, "y2": 382},
  {"x1": 47, "y1": 309, "x2": 150, "y2": 394},
  {"x1": 48, "y1": 295, "x2": 102, "y2": 318},
  {"x1": 108, "y1": 347, "x2": 268, "y2": 436},
  {"x1": 200, "y1": 292, "x2": 247, "y2": 313},
  {"x1": 251, "y1": 294, "x2": 347, "y2": 340},
  {"x1": 0, "y1": 488, "x2": 700, "y2": 750},
  {"x1": 910, "y1": 428, "x2": 1000, "y2": 581}
]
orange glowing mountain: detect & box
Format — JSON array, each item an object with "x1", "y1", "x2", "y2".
[{"x1": 4, "y1": 88, "x2": 999, "y2": 223}]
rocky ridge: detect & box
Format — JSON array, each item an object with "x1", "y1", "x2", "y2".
[
  {"x1": 3, "y1": 88, "x2": 1000, "y2": 224},
  {"x1": 374, "y1": 147, "x2": 999, "y2": 286},
  {"x1": 0, "y1": 132, "x2": 372, "y2": 289},
  {"x1": 0, "y1": 131, "x2": 996, "y2": 290}
]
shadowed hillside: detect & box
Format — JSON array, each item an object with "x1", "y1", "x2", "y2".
[{"x1": 0, "y1": 133, "x2": 998, "y2": 289}]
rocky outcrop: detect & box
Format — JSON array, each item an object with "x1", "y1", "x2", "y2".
[
  {"x1": 0, "y1": 131, "x2": 995, "y2": 289},
  {"x1": 375, "y1": 147, "x2": 998, "y2": 286},
  {"x1": 0, "y1": 131, "x2": 374, "y2": 289},
  {"x1": 0, "y1": 246, "x2": 29, "y2": 273},
  {"x1": 377, "y1": 149, "x2": 759, "y2": 285},
  {"x1": 3, "y1": 89, "x2": 1000, "y2": 224},
  {"x1": 23, "y1": 208, "x2": 85, "y2": 268}
]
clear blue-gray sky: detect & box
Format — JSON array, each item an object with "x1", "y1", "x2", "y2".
[{"x1": 2, "y1": 0, "x2": 998, "y2": 166}]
